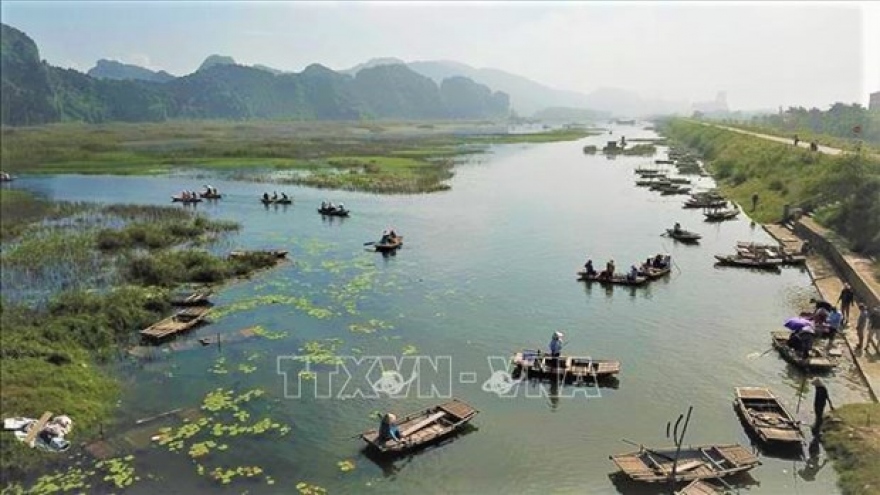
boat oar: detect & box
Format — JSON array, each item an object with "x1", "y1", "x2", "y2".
[
  {"x1": 363, "y1": 241, "x2": 376, "y2": 246},
  {"x1": 747, "y1": 346, "x2": 775, "y2": 360}
]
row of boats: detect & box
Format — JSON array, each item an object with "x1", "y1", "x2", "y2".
[{"x1": 714, "y1": 241, "x2": 807, "y2": 271}]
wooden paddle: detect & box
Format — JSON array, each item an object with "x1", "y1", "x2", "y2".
[
  {"x1": 621, "y1": 438, "x2": 677, "y2": 462},
  {"x1": 363, "y1": 241, "x2": 376, "y2": 246}
]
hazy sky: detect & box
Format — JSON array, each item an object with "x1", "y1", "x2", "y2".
[{"x1": 2, "y1": 1, "x2": 878, "y2": 110}]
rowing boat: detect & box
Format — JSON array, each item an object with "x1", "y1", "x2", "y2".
[
  {"x1": 610, "y1": 443, "x2": 760, "y2": 483},
  {"x1": 577, "y1": 271, "x2": 649, "y2": 286},
  {"x1": 510, "y1": 350, "x2": 621, "y2": 383},
  {"x1": 733, "y1": 387, "x2": 805, "y2": 450},
  {"x1": 360, "y1": 399, "x2": 478, "y2": 456},
  {"x1": 770, "y1": 331, "x2": 836, "y2": 372}
]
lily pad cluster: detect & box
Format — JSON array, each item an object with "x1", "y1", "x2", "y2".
[
  {"x1": 296, "y1": 338, "x2": 344, "y2": 365},
  {"x1": 337, "y1": 459, "x2": 356, "y2": 472},
  {"x1": 296, "y1": 481, "x2": 328, "y2": 494},
  {"x1": 95, "y1": 455, "x2": 138, "y2": 489},
  {"x1": 348, "y1": 319, "x2": 394, "y2": 334}
]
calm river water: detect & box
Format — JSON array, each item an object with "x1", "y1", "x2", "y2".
[{"x1": 9, "y1": 124, "x2": 871, "y2": 494}]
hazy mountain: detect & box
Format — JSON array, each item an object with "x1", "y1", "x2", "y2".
[
  {"x1": 0, "y1": 24, "x2": 510, "y2": 125},
  {"x1": 87, "y1": 59, "x2": 175, "y2": 83},
  {"x1": 197, "y1": 54, "x2": 237, "y2": 72},
  {"x1": 253, "y1": 63, "x2": 287, "y2": 75},
  {"x1": 340, "y1": 57, "x2": 406, "y2": 76}
]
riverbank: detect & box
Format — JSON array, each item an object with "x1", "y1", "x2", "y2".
[
  {"x1": 0, "y1": 121, "x2": 596, "y2": 193},
  {"x1": 821, "y1": 402, "x2": 880, "y2": 495}
]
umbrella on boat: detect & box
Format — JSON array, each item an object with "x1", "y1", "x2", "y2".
[{"x1": 783, "y1": 317, "x2": 813, "y2": 332}]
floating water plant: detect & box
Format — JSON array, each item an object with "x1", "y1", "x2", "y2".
[
  {"x1": 24, "y1": 467, "x2": 94, "y2": 494},
  {"x1": 348, "y1": 319, "x2": 394, "y2": 334},
  {"x1": 251, "y1": 325, "x2": 287, "y2": 340},
  {"x1": 297, "y1": 339, "x2": 344, "y2": 365},
  {"x1": 296, "y1": 481, "x2": 328, "y2": 494},
  {"x1": 96, "y1": 455, "x2": 139, "y2": 489},
  {"x1": 338, "y1": 459, "x2": 356, "y2": 472},
  {"x1": 402, "y1": 344, "x2": 418, "y2": 355}
]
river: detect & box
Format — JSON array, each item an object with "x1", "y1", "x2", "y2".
[{"x1": 8, "y1": 123, "x2": 871, "y2": 494}]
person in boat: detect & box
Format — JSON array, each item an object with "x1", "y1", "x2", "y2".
[
  {"x1": 673, "y1": 222, "x2": 681, "y2": 234},
  {"x1": 603, "y1": 260, "x2": 615, "y2": 280},
  {"x1": 626, "y1": 265, "x2": 639, "y2": 282},
  {"x1": 321, "y1": 201, "x2": 327, "y2": 210},
  {"x1": 652, "y1": 253, "x2": 664, "y2": 268},
  {"x1": 584, "y1": 259, "x2": 596, "y2": 277},
  {"x1": 337, "y1": 202, "x2": 344, "y2": 212},
  {"x1": 263, "y1": 192, "x2": 270, "y2": 202},
  {"x1": 272, "y1": 191, "x2": 278, "y2": 201},
  {"x1": 379, "y1": 413, "x2": 402, "y2": 442},
  {"x1": 380, "y1": 230, "x2": 390, "y2": 244},
  {"x1": 549, "y1": 331, "x2": 564, "y2": 358},
  {"x1": 281, "y1": 192, "x2": 289, "y2": 201},
  {"x1": 811, "y1": 378, "x2": 834, "y2": 435},
  {"x1": 388, "y1": 228, "x2": 396, "y2": 239},
  {"x1": 328, "y1": 201, "x2": 335, "y2": 211}
]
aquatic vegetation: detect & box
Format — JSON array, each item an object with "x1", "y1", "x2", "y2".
[
  {"x1": 402, "y1": 345, "x2": 418, "y2": 356},
  {"x1": 251, "y1": 325, "x2": 288, "y2": 340},
  {"x1": 349, "y1": 319, "x2": 394, "y2": 334},
  {"x1": 208, "y1": 465, "x2": 264, "y2": 485},
  {"x1": 297, "y1": 339, "x2": 344, "y2": 365},
  {"x1": 95, "y1": 455, "x2": 139, "y2": 489},
  {"x1": 296, "y1": 481, "x2": 328, "y2": 494},
  {"x1": 337, "y1": 459, "x2": 356, "y2": 472},
  {"x1": 237, "y1": 362, "x2": 257, "y2": 374},
  {"x1": 209, "y1": 356, "x2": 229, "y2": 374}
]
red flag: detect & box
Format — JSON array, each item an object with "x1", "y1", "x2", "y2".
[{"x1": 853, "y1": 125, "x2": 862, "y2": 134}]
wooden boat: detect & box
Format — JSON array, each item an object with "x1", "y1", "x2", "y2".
[
  {"x1": 704, "y1": 209, "x2": 739, "y2": 222},
  {"x1": 0, "y1": 175, "x2": 15, "y2": 182},
  {"x1": 655, "y1": 159, "x2": 674, "y2": 165},
  {"x1": 661, "y1": 186, "x2": 692, "y2": 196},
  {"x1": 140, "y1": 306, "x2": 211, "y2": 342},
  {"x1": 714, "y1": 254, "x2": 781, "y2": 271},
  {"x1": 676, "y1": 480, "x2": 721, "y2": 495},
  {"x1": 510, "y1": 350, "x2": 621, "y2": 383},
  {"x1": 609, "y1": 443, "x2": 760, "y2": 483},
  {"x1": 360, "y1": 399, "x2": 478, "y2": 456},
  {"x1": 317, "y1": 207, "x2": 350, "y2": 217},
  {"x1": 733, "y1": 387, "x2": 805, "y2": 449},
  {"x1": 229, "y1": 249, "x2": 288, "y2": 259},
  {"x1": 375, "y1": 235, "x2": 403, "y2": 252},
  {"x1": 667, "y1": 229, "x2": 701, "y2": 243},
  {"x1": 667, "y1": 177, "x2": 692, "y2": 185},
  {"x1": 684, "y1": 199, "x2": 726, "y2": 209},
  {"x1": 734, "y1": 243, "x2": 806, "y2": 266},
  {"x1": 577, "y1": 271, "x2": 649, "y2": 286},
  {"x1": 169, "y1": 288, "x2": 213, "y2": 307},
  {"x1": 770, "y1": 331, "x2": 836, "y2": 372},
  {"x1": 171, "y1": 196, "x2": 202, "y2": 203},
  {"x1": 261, "y1": 197, "x2": 292, "y2": 205},
  {"x1": 200, "y1": 192, "x2": 222, "y2": 199},
  {"x1": 641, "y1": 265, "x2": 672, "y2": 280}
]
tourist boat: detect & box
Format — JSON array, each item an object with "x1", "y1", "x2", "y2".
[
  {"x1": 641, "y1": 265, "x2": 672, "y2": 280},
  {"x1": 171, "y1": 196, "x2": 202, "y2": 203},
  {"x1": 704, "y1": 209, "x2": 739, "y2": 222},
  {"x1": 317, "y1": 206, "x2": 350, "y2": 217},
  {"x1": 140, "y1": 306, "x2": 211, "y2": 342},
  {"x1": 609, "y1": 443, "x2": 761, "y2": 483},
  {"x1": 675, "y1": 480, "x2": 721, "y2": 495},
  {"x1": 169, "y1": 288, "x2": 213, "y2": 307},
  {"x1": 770, "y1": 331, "x2": 836, "y2": 372},
  {"x1": 261, "y1": 197, "x2": 292, "y2": 205},
  {"x1": 360, "y1": 399, "x2": 478, "y2": 456},
  {"x1": 510, "y1": 349, "x2": 621, "y2": 383},
  {"x1": 200, "y1": 192, "x2": 222, "y2": 199},
  {"x1": 577, "y1": 271, "x2": 649, "y2": 286},
  {"x1": 375, "y1": 235, "x2": 403, "y2": 252},
  {"x1": 713, "y1": 254, "x2": 782, "y2": 271},
  {"x1": 667, "y1": 229, "x2": 702, "y2": 243},
  {"x1": 733, "y1": 387, "x2": 805, "y2": 450},
  {"x1": 229, "y1": 249, "x2": 288, "y2": 259}
]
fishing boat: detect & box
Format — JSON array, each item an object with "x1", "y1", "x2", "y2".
[
  {"x1": 733, "y1": 387, "x2": 805, "y2": 450},
  {"x1": 360, "y1": 399, "x2": 478, "y2": 456},
  {"x1": 200, "y1": 192, "x2": 222, "y2": 199},
  {"x1": 375, "y1": 235, "x2": 403, "y2": 252},
  {"x1": 641, "y1": 265, "x2": 672, "y2": 280},
  {"x1": 704, "y1": 208, "x2": 739, "y2": 222},
  {"x1": 317, "y1": 206, "x2": 350, "y2": 217},
  {"x1": 676, "y1": 480, "x2": 721, "y2": 495},
  {"x1": 609, "y1": 443, "x2": 760, "y2": 483},
  {"x1": 577, "y1": 271, "x2": 649, "y2": 286},
  {"x1": 261, "y1": 197, "x2": 293, "y2": 205},
  {"x1": 229, "y1": 249, "x2": 288, "y2": 259},
  {"x1": 510, "y1": 350, "x2": 621, "y2": 383},
  {"x1": 667, "y1": 229, "x2": 702, "y2": 243},
  {"x1": 171, "y1": 196, "x2": 202, "y2": 203},
  {"x1": 169, "y1": 288, "x2": 213, "y2": 307},
  {"x1": 770, "y1": 331, "x2": 836, "y2": 372},
  {"x1": 714, "y1": 254, "x2": 782, "y2": 271}
]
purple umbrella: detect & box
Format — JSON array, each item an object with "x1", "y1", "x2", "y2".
[{"x1": 784, "y1": 317, "x2": 813, "y2": 331}]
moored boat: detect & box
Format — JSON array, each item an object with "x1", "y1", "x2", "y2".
[
  {"x1": 360, "y1": 399, "x2": 478, "y2": 456},
  {"x1": 770, "y1": 331, "x2": 836, "y2": 372},
  {"x1": 675, "y1": 480, "x2": 721, "y2": 495},
  {"x1": 667, "y1": 229, "x2": 702, "y2": 243},
  {"x1": 609, "y1": 443, "x2": 761, "y2": 483},
  {"x1": 733, "y1": 387, "x2": 805, "y2": 450},
  {"x1": 510, "y1": 350, "x2": 621, "y2": 383},
  {"x1": 713, "y1": 254, "x2": 781, "y2": 271},
  {"x1": 229, "y1": 249, "x2": 288, "y2": 259},
  {"x1": 200, "y1": 192, "x2": 222, "y2": 199},
  {"x1": 704, "y1": 209, "x2": 739, "y2": 222}
]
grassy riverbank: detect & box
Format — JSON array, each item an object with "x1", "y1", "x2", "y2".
[
  {"x1": 709, "y1": 121, "x2": 880, "y2": 156},
  {"x1": 659, "y1": 119, "x2": 880, "y2": 256},
  {"x1": 822, "y1": 402, "x2": 880, "y2": 495},
  {"x1": 0, "y1": 121, "x2": 596, "y2": 193},
  {"x1": 0, "y1": 190, "x2": 278, "y2": 482}
]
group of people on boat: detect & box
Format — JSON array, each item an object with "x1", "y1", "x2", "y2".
[
  {"x1": 379, "y1": 228, "x2": 399, "y2": 245},
  {"x1": 178, "y1": 190, "x2": 200, "y2": 200},
  {"x1": 320, "y1": 200, "x2": 344, "y2": 212},
  {"x1": 262, "y1": 191, "x2": 289, "y2": 202},
  {"x1": 0, "y1": 171, "x2": 12, "y2": 181},
  {"x1": 583, "y1": 253, "x2": 669, "y2": 281},
  {"x1": 203, "y1": 184, "x2": 219, "y2": 196}
]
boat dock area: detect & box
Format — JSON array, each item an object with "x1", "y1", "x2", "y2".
[{"x1": 764, "y1": 220, "x2": 880, "y2": 402}]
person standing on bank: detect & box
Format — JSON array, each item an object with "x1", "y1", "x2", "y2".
[
  {"x1": 751, "y1": 193, "x2": 759, "y2": 212},
  {"x1": 836, "y1": 284, "x2": 855, "y2": 325},
  {"x1": 812, "y1": 378, "x2": 834, "y2": 435},
  {"x1": 855, "y1": 302, "x2": 869, "y2": 351}
]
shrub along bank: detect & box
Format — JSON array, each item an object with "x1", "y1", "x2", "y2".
[
  {"x1": 0, "y1": 191, "x2": 277, "y2": 482},
  {"x1": 659, "y1": 119, "x2": 880, "y2": 256}
]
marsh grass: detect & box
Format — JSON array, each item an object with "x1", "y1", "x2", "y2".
[
  {"x1": 822, "y1": 403, "x2": 880, "y2": 495},
  {"x1": 1, "y1": 121, "x2": 595, "y2": 193}
]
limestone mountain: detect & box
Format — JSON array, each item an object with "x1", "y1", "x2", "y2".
[{"x1": 87, "y1": 59, "x2": 175, "y2": 83}]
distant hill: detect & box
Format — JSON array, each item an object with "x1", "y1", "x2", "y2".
[
  {"x1": 0, "y1": 24, "x2": 510, "y2": 125},
  {"x1": 346, "y1": 58, "x2": 687, "y2": 118},
  {"x1": 531, "y1": 107, "x2": 610, "y2": 122},
  {"x1": 197, "y1": 54, "x2": 237, "y2": 72},
  {"x1": 87, "y1": 59, "x2": 175, "y2": 83}
]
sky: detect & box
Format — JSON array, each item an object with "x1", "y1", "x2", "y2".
[{"x1": 2, "y1": 1, "x2": 878, "y2": 111}]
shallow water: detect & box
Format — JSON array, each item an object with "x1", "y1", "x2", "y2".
[{"x1": 8, "y1": 124, "x2": 869, "y2": 494}]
